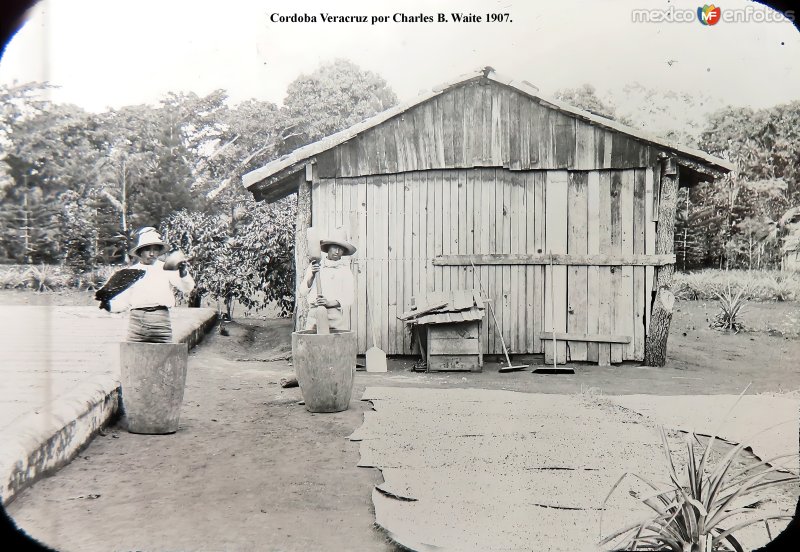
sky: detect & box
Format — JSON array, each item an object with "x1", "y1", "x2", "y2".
[{"x1": 0, "y1": 0, "x2": 799, "y2": 112}]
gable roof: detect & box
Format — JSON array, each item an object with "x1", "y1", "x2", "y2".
[{"x1": 243, "y1": 67, "x2": 734, "y2": 199}]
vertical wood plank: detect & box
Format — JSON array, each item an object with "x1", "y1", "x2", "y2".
[
  {"x1": 384, "y1": 118, "x2": 398, "y2": 174},
  {"x1": 645, "y1": 166, "x2": 656, "y2": 336},
  {"x1": 441, "y1": 170, "x2": 451, "y2": 291},
  {"x1": 480, "y1": 169, "x2": 494, "y2": 352},
  {"x1": 511, "y1": 171, "x2": 525, "y2": 351},
  {"x1": 458, "y1": 169, "x2": 468, "y2": 290},
  {"x1": 443, "y1": 90, "x2": 455, "y2": 167},
  {"x1": 380, "y1": 174, "x2": 390, "y2": 351},
  {"x1": 538, "y1": 107, "x2": 553, "y2": 169},
  {"x1": 652, "y1": 159, "x2": 661, "y2": 221},
  {"x1": 491, "y1": 86, "x2": 503, "y2": 165},
  {"x1": 567, "y1": 171, "x2": 589, "y2": 361},
  {"x1": 450, "y1": 170, "x2": 462, "y2": 291},
  {"x1": 519, "y1": 95, "x2": 530, "y2": 170},
  {"x1": 463, "y1": 84, "x2": 475, "y2": 166},
  {"x1": 423, "y1": 101, "x2": 436, "y2": 170},
  {"x1": 388, "y1": 174, "x2": 398, "y2": 354},
  {"x1": 499, "y1": 170, "x2": 511, "y2": 354},
  {"x1": 416, "y1": 102, "x2": 429, "y2": 170},
  {"x1": 434, "y1": 97, "x2": 446, "y2": 167},
  {"x1": 574, "y1": 121, "x2": 596, "y2": 170},
  {"x1": 434, "y1": 171, "x2": 444, "y2": 291},
  {"x1": 544, "y1": 170, "x2": 569, "y2": 364},
  {"x1": 488, "y1": 168, "x2": 500, "y2": 353},
  {"x1": 340, "y1": 179, "x2": 352, "y2": 330},
  {"x1": 481, "y1": 83, "x2": 492, "y2": 165},
  {"x1": 620, "y1": 169, "x2": 635, "y2": 360},
  {"x1": 508, "y1": 89, "x2": 520, "y2": 170},
  {"x1": 609, "y1": 170, "x2": 624, "y2": 363},
  {"x1": 528, "y1": 102, "x2": 541, "y2": 169},
  {"x1": 633, "y1": 168, "x2": 647, "y2": 361},
  {"x1": 524, "y1": 171, "x2": 535, "y2": 353},
  {"x1": 452, "y1": 86, "x2": 465, "y2": 167},
  {"x1": 471, "y1": 169, "x2": 484, "y2": 351},
  {"x1": 371, "y1": 125, "x2": 385, "y2": 175},
  {"x1": 463, "y1": 170, "x2": 473, "y2": 293},
  {"x1": 502, "y1": 86, "x2": 512, "y2": 168},
  {"x1": 426, "y1": 171, "x2": 436, "y2": 295},
  {"x1": 403, "y1": 174, "x2": 413, "y2": 353},
  {"x1": 592, "y1": 127, "x2": 604, "y2": 169},
  {"x1": 533, "y1": 171, "x2": 545, "y2": 353},
  {"x1": 597, "y1": 171, "x2": 613, "y2": 365},
  {"x1": 356, "y1": 177, "x2": 368, "y2": 353},
  {"x1": 417, "y1": 172, "x2": 429, "y2": 315},
  {"x1": 335, "y1": 178, "x2": 344, "y2": 228},
  {"x1": 603, "y1": 131, "x2": 613, "y2": 169},
  {"x1": 586, "y1": 171, "x2": 600, "y2": 362},
  {"x1": 367, "y1": 176, "x2": 379, "y2": 350},
  {"x1": 554, "y1": 114, "x2": 576, "y2": 169}
]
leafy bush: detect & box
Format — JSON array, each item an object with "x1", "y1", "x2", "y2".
[
  {"x1": 600, "y1": 426, "x2": 797, "y2": 551},
  {"x1": 160, "y1": 198, "x2": 296, "y2": 318}
]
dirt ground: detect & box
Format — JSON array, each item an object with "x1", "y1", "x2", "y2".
[{"x1": 4, "y1": 291, "x2": 800, "y2": 551}]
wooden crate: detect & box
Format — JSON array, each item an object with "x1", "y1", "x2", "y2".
[{"x1": 425, "y1": 321, "x2": 483, "y2": 372}]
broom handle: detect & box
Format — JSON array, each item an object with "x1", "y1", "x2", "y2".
[{"x1": 470, "y1": 260, "x2": 513, "y2": 367}]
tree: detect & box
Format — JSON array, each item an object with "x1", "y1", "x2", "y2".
[
  {"x1": 607, "y1": 82, "x2": 725, "y2": 147},
  {"x1": 281, "y1": 59, "x2": 398, "y2": 150},
  {"x1": 192, "y1": 97, "x2": 285, "y2": 214},
  {"x1": 696, "y1": 102, "x2": 800, "y2": 269},
  {"x1": 0, "y1": 91, "x2": 104, "y2": 264},
  {"x1": 554, "y1": 83, "x2": 618, "y2": 120}
]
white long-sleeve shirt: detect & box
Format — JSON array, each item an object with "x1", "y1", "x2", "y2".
[
  {"x1": 109, "y1": 260, "x2": 195, "y2": 312},
  {"x1": 299, "y1": 257, "x2": 354, "y2": 330},
  {"x1": 298, "y1": 257, "x2": 354, "y2": 308}
]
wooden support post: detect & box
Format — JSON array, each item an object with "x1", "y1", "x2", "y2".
[
  {"x1": 294, "y1": 165, "x2": 313, "y2": 332},
  {"x1": 644, "y1": 157, "x2": 678, "y2": 366}
]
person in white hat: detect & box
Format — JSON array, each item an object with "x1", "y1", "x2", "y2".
[
  {"x1": 299, "y1": 228, "x2": 356, "y2": 331},
  {"x1": 105, "y1": 227, "x2": 195, "y2": 343}
]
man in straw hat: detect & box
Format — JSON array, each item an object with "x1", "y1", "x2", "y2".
[
  {"x1": 103, "y1": 227, "x2": 195, "y2": 343},
  {"x1": 299, "y1": 227, "x2": 357, "y2": 331}
]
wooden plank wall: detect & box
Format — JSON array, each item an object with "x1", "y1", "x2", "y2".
[
  {"x1": 317, "y1": 80, "x2": 663, "y2": 179},
  {"x1": 312, "y1": 167, "x2": 656, "y2": 361}
]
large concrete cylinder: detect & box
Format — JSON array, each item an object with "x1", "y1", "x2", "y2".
[
  {"x1": 291, "y1": 330, "x2": 356, "y2": 413},
  {"x1": 119, "y1": 342, "x2": 188, "y2": 434}
]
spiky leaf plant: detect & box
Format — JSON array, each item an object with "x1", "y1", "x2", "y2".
[
  {"x1": 711, "y1": 281, "x2": 749, "y2": 333},
  {"x1": 600, "y1": 426, "x2": 797, "y2": 551}
]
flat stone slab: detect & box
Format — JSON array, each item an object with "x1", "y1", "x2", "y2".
[
  {"x1": 352, "y1": 387, "x2": 796, "y2": 552},
  {"x1": 0, "y1": 306, "x2": 216, "y2": 504}
]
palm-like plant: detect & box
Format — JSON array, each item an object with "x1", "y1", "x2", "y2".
[
  {"x1": 711, "y1": 281, "x2": 749, "y2": 332},
  {"x1": 600, "y1": 426, "x2": 797, "y2": 551}
]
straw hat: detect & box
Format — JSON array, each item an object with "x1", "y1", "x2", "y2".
[
  {"x1": 320, "y1": 227, "x2": 357, "y2": 256},
  {"x1": 130, "y1": 229, "x2": 168, "y2": 256}
]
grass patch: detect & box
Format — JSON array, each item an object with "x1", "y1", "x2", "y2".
[{"x1": 673, "y1": 270, "x2": 800, "y2": 302}]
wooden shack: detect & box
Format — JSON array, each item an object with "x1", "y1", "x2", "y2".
[{"x1": 244, "y1": 67, "x2": 733, "y2": 366}]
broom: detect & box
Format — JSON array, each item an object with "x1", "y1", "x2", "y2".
[{"x1": 470, "y1": 260, "x2": 527, "y2": 372}]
